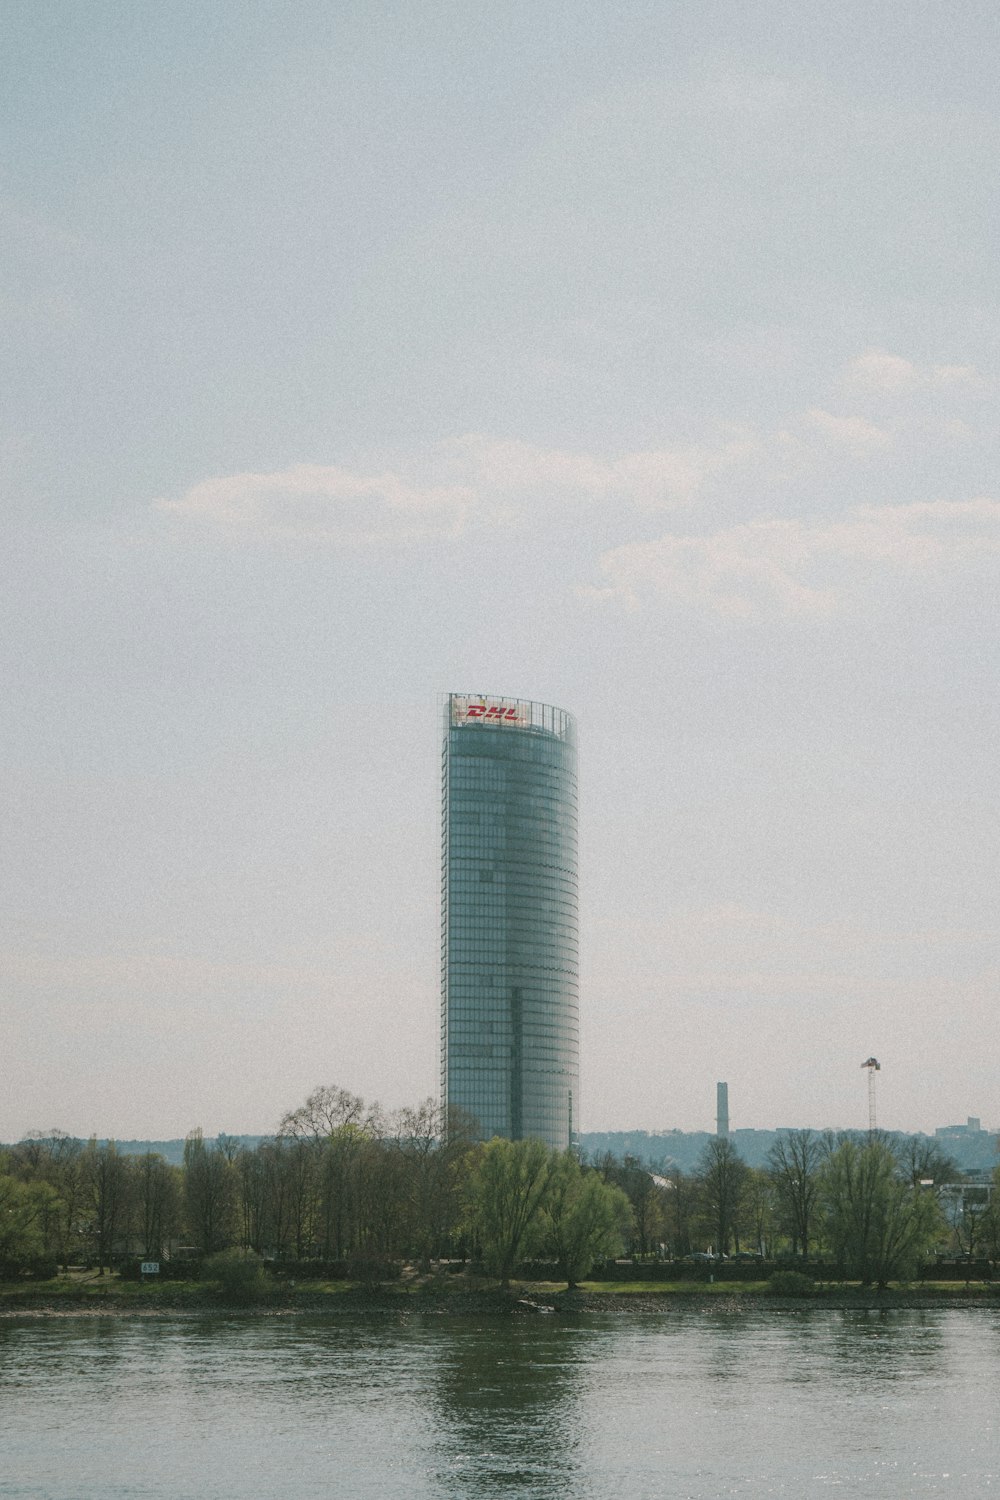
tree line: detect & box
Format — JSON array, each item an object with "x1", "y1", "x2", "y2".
[{"x1": 2, "y1": 1086, "x2": 997, "y2": 1288}]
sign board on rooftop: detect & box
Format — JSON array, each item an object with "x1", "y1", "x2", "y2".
[{"x1": 451, "y1": 695, "x2": 530, "y2": 728}]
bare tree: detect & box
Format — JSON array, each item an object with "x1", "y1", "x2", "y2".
[
  {"x1": 389, "y1": 1099, "x2": 476, "y2": 1266},
  {"x1": 768, "y1": 1129, "x2": 823, "y2": 1257},
  {"x1": 279, "y1": 1084, "x2": 372, "y2": 1145},
  {"x1": 598, "y1": 1155, "x2": 666, "y2": 1259},
  {"x1": 894, "y1": 1136, "x2": 960, "y2": 1189},
  {"x1": 697, "y1": 1138, "x2": 748, "y2": 1257},
  {"x1": 135, "y1": 1153, "x2": 180, "y2": 1259},
  {"x1": 82, "y1": 1140, "x2": 130, "y2": 1274},
  {"x1": 183, "y1": 1130, "x2": 236, "y2": 1253}
]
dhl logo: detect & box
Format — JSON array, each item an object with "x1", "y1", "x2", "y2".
[{"x1": 465, "y1": 705, "x2": 520, "y2": 720}]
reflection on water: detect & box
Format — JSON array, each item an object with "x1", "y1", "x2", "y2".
[
  {"x1": 1, "y1": 1308, "x2": 998, "y2": 1499},
  {"x1": 430, "y1": 1319, "x2": 583, "y2": 1496}
]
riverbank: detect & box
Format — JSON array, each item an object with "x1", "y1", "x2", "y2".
[{"x1": 3, "y1": 1273, "x2": 999, "y2": 1317}]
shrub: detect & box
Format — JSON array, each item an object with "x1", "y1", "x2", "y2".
[
  {"x1": 346, "y1": 1251, "x2": 401, "y2": 1285},
  {"x1": 201, "y1": 1249, "x2": 266, "y2": 1303},
  {"x1": 116, "y1": 1259, "x2": 143, "y2": 1282},
  {"x1": 0, "y1": 1256, "x2": 58, "y2": 1282},
  {"x1": 158, "y1": 1258, "x2": 202, "y2": 1281},
  {"x1": 267, "y1": 1259, "x2": 349, "y2": 1280},
  {"x1": 768, "y1": 1269, "x2": 815, "y2": 1298}
]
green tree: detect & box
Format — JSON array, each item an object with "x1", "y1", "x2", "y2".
[
  {"x1": 820, "y1": 1137, "x2": 941, "y2": 1287},
  {"x1": 0, "y1": 1174, "x2": 60, "y2": 1263},
  {"x1": 543, "y1": 1154, "x2": 631, "y2": 1287},
  {"x1": 465, "y1": 1137, "x2": 552, "y2": 1288},
  {"x1": 10, "y1": 1131, "x2": 85, "y2": 1268}
]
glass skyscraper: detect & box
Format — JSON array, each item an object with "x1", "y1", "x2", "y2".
[{"x1": 441, "y1": 693, "x2": 579, "y2": 1151}]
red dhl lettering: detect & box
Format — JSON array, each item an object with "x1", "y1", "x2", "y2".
[{"x1": 465, "y1": 705, "x2": 519, "y2": 720}]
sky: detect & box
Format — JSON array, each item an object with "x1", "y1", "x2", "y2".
[{"x1": 3, "y1": 0, "x2": 998, "y2": 1143}]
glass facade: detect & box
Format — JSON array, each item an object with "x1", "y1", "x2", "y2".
[{"x1": 441, "y1": 693, "x2": 579, "y2": 1151}]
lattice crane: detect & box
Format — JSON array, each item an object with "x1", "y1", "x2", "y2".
[{"x1": 861, "y1": 1056, "x2": 881, "y2": 1137}]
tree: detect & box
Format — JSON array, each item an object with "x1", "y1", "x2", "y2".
[
  {"x1": 47, "y1": 1132, "x2": 86, "y2": 1269},
  {"x1": 697, "y1": 1138, "x2": 748, "y2": 1256},
  {"x1": 279, "y1": 1084, "x2": 372, "y2": 1144},
  {"x1": 980, "y1": 1164, "x2": 1000, "y2": 1263},
  {"x1": 464, "y1": 1137, "x2": 552, "y2": 1287},
  {"x1": 542, "y1": 1154, "x2": 632, "y2": 1287},
  {"x1": 316, "y1": 1123, "x2": 369, "y2": 1260},
  {"x1": 237, "y1": 1135, "x2": 313, "y2": 1258},
  {"x1": 663, "y1": 1167, "x2": 696, "y2": 1258},
  {"x1": 0, "y1": 1174, "x2": 60, "y2": 1264},
  {"x1": 894, "y1": 1136, "x2": 960, "y2": 1189},
  {"x1": 597, "y1": 1154, "x2": 667, "y2": 1258},
  {"x1": 183, "y1": 1130, "x2": 236, "y2": 1253},
  {"x1": 768, "y1": 1129, "x2": 823, "y2": 1257},
  {"x1": 134, "y1": 1153, "x2": 180, "y2": 1259},
  {"x1": 280, "y1": 1135, "x2": 319, "y2": 1258},
  {"x1": 820, "y1": 1137, "x2": 941, "y2": 1287},
  {"x1": 742, "y1": 1168, "x2": 775, "y2": 1258},
  {"x1": 81, "y1": 1140, "x2": 131, "y2": 1273},
  {"x1": 278, "y1": 1084, "x2": 384, "y2": 1261},
  {"x1": 940, "y1": 1182, "x2": 990, "y2": 1259},
  {"x1": 10, "y1": 1130, "x2": 85, "y2": 1268},
  {"x1": 389, "y1": 1100, "x2": 476, "y2": 1267}
]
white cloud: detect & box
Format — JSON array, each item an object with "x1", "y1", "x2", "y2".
[
  {"x1": 153, "y1": 347, "x2": 994, "y2": 553},
  {"x1": 588, "y1": 498, "x2": 1000, "y2": 618},
  {"x1": 153, "y1": 433, "x2": 763, "y2": 546},
  {"x1": 154, "y1": 464, "x2": 473, "y2": 545},
  {"x1": 841, "y1": 350, "x2": 984, "y2": 394},
  {"x1": 436, "y1": 432, "x2": 763, "y2": 510}
]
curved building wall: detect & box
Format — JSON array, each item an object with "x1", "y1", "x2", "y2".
[{"x1": 441, "y1": 693, "x2": 579, "y2": 1151}]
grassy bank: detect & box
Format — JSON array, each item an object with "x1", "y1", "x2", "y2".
[{"x1": 2, "y1": 1269, "x2": 999, "y2": 1316}]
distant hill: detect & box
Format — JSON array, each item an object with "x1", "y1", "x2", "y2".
[
  {"x1": 5, "y1": 1127, "x2": 995, "y2": 1174},
  {"x1": 578, "y1": 1127, "x2": 999, "y2": 1174},
  {"x1": 86, "y1": 1135, "x2": 266, "y2": 1167}
]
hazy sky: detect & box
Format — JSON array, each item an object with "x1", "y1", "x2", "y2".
[{"x1": 3, "y1": 1, "x2": 998, "y2": 1142}]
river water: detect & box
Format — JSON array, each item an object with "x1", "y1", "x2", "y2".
[{"x1": 2, "y1": 1308, "x2": 998, "y2": 1498}]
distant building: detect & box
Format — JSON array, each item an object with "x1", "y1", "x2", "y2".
[
  {"x1": 441, "y1": 693, "x2": 579, "y2": 1151},
  {"x1": 936, "y1": 1116, "x2": 984, "y2": 1137}
]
